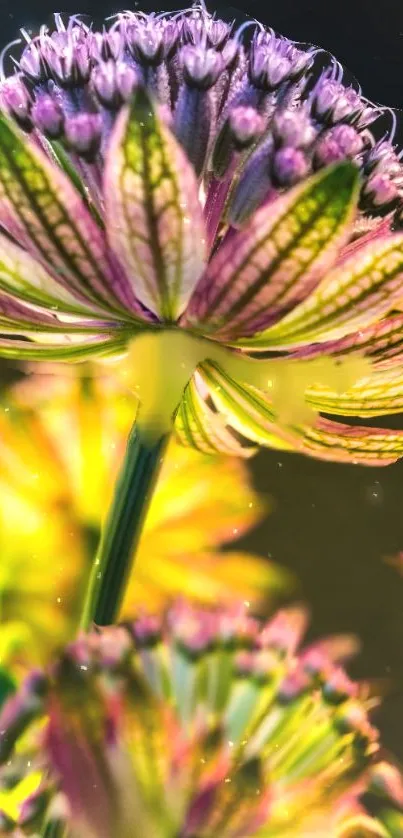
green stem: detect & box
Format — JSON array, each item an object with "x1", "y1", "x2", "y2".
[{"x1": 80, "y1": 421, "x2": 169, "y2": 630}]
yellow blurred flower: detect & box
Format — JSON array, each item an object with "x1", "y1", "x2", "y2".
[{"x1": 0, "y1": 365, "x2": 289, "y2": 663}]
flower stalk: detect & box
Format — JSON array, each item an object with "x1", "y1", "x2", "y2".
[{"x1": 81, "y1": 421, "x2": 169, "y2": 628}]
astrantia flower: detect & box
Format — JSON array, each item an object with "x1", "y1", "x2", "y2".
[
  {"x1": 0, "y1": 8, "x2": 403, "y2": 462},
  {"x1": 0, "y1": 365, "x2": 286, "y2": 661},
  {"x1": 0, "y1": 603, "x2": 401, "y2": 836}
]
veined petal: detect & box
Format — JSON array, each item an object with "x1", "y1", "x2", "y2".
[
  {"x1": 290, "y1": 314, "x2": 403, "y2": 369},
  {"x1": 0, "y1": 114, "x2": 132, "y2": 315},
  {"x1": 0, "y1": 293, "x2": 116, "y2": 334},
  {"x1": 199, "y1": 361, "x2": 403, "y2": 465},
  {"x1": 246, "y1": 234, "x2": 403, "y2": 349},
  {"x1": 104, "y1": 88, "x2": 207, "y2": 321},
  {"x1": 175, "y1": 372, "x2": 256, "y2": 457},
  {"x1": 0, "y1": 233, "x2": 113, "y2": 318},
  {"x1": 0, "y1": 335, "x2": 128, "y2": 361},
  {"x1": 184, "y1": 163, "x2": 359, "y2": 339},
  {"x1": 306, "y1": 368, "x2": 403, "y2": 416}
]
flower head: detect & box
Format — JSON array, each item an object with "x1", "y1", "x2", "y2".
[
  {"x1": 0, "y1": 8, "x2": 403, "y2": 459},
  {"x1": 0, "y1": 602, "x2": 401, "y2": 836},
  {"x1": 0, "y1": 364, "x2": 286, "y2": 663}
]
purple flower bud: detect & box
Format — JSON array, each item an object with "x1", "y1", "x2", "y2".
[
  {"x1": 314, "y1": 125, "x2": 363, "y2": 169},
  {"x1": 116, "y1": 62, "x2": 138, "y2": 102},
  {"x1": 272, "y1": 108, "x2": 316, "y2": 149},
  {"x1": 228, "y1": 106, "x2": 265, "y2": 148},
  {"x1": 327, "y1": 124, "x2": 364, "y2": 156},
  {"x1": 160, "y1": 19, "x2": 181, "y2": 57},
  {"x1": 250, "y1": 46, "x2": 291, "y2": 91},
  {"x1": 31, "y1": 94, "x2": 64, "y2": 138},
  {"x1": 363, "y1": 172, "x2": 400, "y2": 209},
  {"x1": 221, "y1": 38, "x2": 239, "y2": 69},
  {"x1": 91, "y1": 60, "x2": 138, "y2": 109},
  {"x1": 19, "y1": 41, "x2": 44, "y2": 82},
  {"x1": 272, "y1": 147, "x2": 308, "y2": 186},
  {"x1": 314, "y1": 135, "x2": 346, "y2": 167},
  {"x1": 0, "y1": 76, "x2": 32, "y2": 126},
  {"x1": 207, "y1": 19, "x2": 231, "y2": 48},
  {"x1": 312, "y1": 78, "x2": 364, "y2": 125},
  {"x1": 369, "y1": 762, "x2": 403, "y2": 806},
  {"x1": 131, "y1": 614, "x2": 162, "y2": 648},
  {"x1": 126, "y1": 20, "x2": 165, "y2": 66},
  {"x1": 89, "y1": 29, "x2": 123, "y2": 62},
  {"x1": 278, "y1": 670, "x2": 310, "y2": 704},
  {"x1": 64, "y1": 113, "x2": 103, "y2": 159},
  {"x1": 322, "y1": 667, "x2": 358, "y2": 705},
  {"x1": 333, "y1": 702, "x2": 377, "y2": 744},
  {"x1": 41, "y1": 29, "x2": 91, "y2": 86},
  {"x1": 174, "y1": 83, "x2": 212, "y2": 176},
  {"x1": 180, "y1": 45, "x2": 223, "y2": 90},
  {"x1": 227, "y1": 140, "x2": 273, "y2": 226},
  {"x1": 364, "y1": 141, "x2": 402, "y2": 177}
]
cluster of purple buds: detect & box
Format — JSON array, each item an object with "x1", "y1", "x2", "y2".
[
  {"x1": 1, "y1": 5, "x2": 403, "y2": 228},
  {"x1": 0, "y1": 603, "x2": 402, "y2": 836}
]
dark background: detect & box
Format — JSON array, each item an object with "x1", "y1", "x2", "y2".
[{"x1": 1, "y1": 0, "x2": 403, "y2": 758}]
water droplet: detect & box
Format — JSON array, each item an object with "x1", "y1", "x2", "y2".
[{"x1": 366, "y1": 480, "x2": 383, "y2": 505}]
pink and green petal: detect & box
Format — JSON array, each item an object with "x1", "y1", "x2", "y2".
[
  {"x1": 104, "y1": 89, "x2": 207, "y2": 321},
  {"x1": 246, "y1": 234, "x2": 403, "y2": 349},
  {"x1": 0, "y1": 113, "x2": 141, "y2": 318},
  {"x1": 0, "y1": 335, "x2": 128, "y2": 361},
  {"x1": 306, "y1": 368, "x2": 403, "y2": 416},
  {"x1": 0, "y1": 233, "x2": 114, "y2": 318},
  {"x1": 288, "y1": 314, "x2": 403, "y2": 368},
  {"x1": 175, "y1": 371, "x2": 256, "y2": 457},
  {"x1": 198, "y1": 361, "x2": 403, "y2": 465},
  {"x1": 184, "y1": 163, "x2": 359, "y2": 339}
]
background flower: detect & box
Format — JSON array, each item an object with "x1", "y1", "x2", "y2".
[
  {"x1": 0, "y1": 603, "x2": 401, "y2": 836},
  {"x1": 0, "y1": 365, "x2": 288, "y2": 663},
  {"x1": 0, "y1": 10, "x2": 402, "y2": 460}
]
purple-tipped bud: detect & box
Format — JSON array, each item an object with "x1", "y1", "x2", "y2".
[
  {"x1": 278, "y1": 669, "x2": 310, "y2": 703},
  {"x1": 64, "y1": 113, "x2": 102, "y2": 159},
  {"x1": 333, "y1": 702, "x2": 378, "y2": 746},
  {"x1": 90, "y1": 29, "x2": 123, "y2": 62},
  {"x1": 364, "y1": 141, "x2": 402, "y2": 177},
  {"x1": 31, "y1": 94, "x2": 64, "y2": 138},
  {"x1": 221, "y1": 38, "x2": 239, "y2": 69},
  {"x1": 250, "y1": 47, "x2": 291, "y2": 91},
  {"x1": 272, "y1": 147, "x2": 308, "y2": 186},
  {"x1": 363, "y1": 172, "x2": 400, "y2": 209},
  {"x1": 1, "y1": 76, "x2": 32, "y2": 127},
  {"x1": 322, "y1": 667, "x2": 358, "y2": 705},
  {"x1": 181, "y1": 45, "x2": 223, "y2": 90},
  {"x1": 19, "y1": 41, "x2": 44, "y2": 82},
  {"x1": 227, "y1": 140, "x2": 273, "y2": 226},
  {"x1": 126, "y1": 20, "x2": 165, "y2": 66},
  {"x1": 174, "y1": 77, "x2": 213, "y2": 175},
  {"x1": 212, "y1": 106, "x2": 264, "y2": 178},
  {"x1": 369, "y1": 762, "x2": 403, "y2": 806},
  {"x1": 314, "y1": 125, "x2": 363, "y2": 169},
  {"x1": 229, "y1": 106, "x2": 265, "y2": 149},
  {"x1": 169, "y1": 603, "x2": 216, "y2": 656},
  {"x1": 131, "y1": 614, "x2": 162, "y2": 648},
  {"x1": 41, "y1": 28, "x2": 91, "y2": 86},
  {"x1": 91, "y1": 61, "x2": 138, "y2": 109},
  {"x1": 207, "y1": 19, "x2": 231, "y2": 49},
  {"x1": 272, "y1": 108, "x2": 316, "y2": 149},
  {"x1": 312, "y1": 78, "x2": 364, "y2": 125}
]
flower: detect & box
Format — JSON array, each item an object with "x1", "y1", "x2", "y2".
[
  {"x1": 0, "y1": 9, "x2": 401, "y2": 460},
  {"x1": 0, "y1": 602, "x2": 401, "y2": 836},
  {"x1": 0, "y1": 364, "x2": 287, "y2": 662}
]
